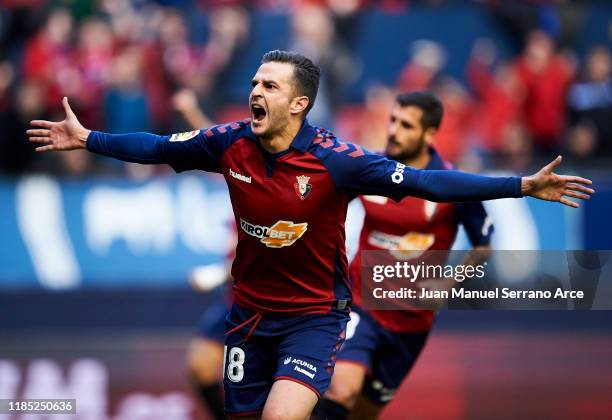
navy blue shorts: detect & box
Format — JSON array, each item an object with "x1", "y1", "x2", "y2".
[
  {"x1": 223, "y1": 303, "x2": 349, "y2": 416},
  {"x1": 337, "y1": 306, "x2": 429, "y2": 405},
  {"x1": 195, "y1": 288, "x2": 230, "y2": 343}
]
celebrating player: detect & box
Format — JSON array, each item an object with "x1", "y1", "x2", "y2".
[
  {"x1": 28, "y1": 50, "x2": 593, "y2": 419},
  {"x1": 313, "y1": 91, "x2": 493, "y2": 420}
]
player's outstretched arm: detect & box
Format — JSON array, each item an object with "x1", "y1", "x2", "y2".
[
  {"x1": 521, "y1": 156, "x2": 593, "y2": 208},
  {"x1": 320, "y1": 139, "x2": 594, "y2": 208},
  {"x1": 408, "y1": 160, "x2": 593, "y2": 208},
  {"x1": 27, "y1": 96, "x2": 169, "y2": 164},
  {"x1": 27, "y1": 97, "x2": 90, "y2": 152},
  {"x1": 27, "y1": 97, "x2": 233, "y2": 172}
]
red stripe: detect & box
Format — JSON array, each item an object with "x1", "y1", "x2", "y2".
[
  {"x1": 319, "y1": 137, "x2": 334, "y2": 148},
  {"x1": 333, "y1": 141, "x2": 349, "y2": 153},
  {"x1": 217, "y1": 125, "x2": 227, "y2": 133},
  {"x1": 204, "y1": 129, "x2": 214, "y2": 137},
  {"x1": 274, "y1": 376, "x2": 321, "y2": 398},
  {"x1": 348, "y1": 145, "x2": 364, "y2": 157}
]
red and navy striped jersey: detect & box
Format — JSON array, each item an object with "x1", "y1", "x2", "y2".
[
  {"x1": 87, "y1": 120, "x2": 519, "y2": 315},
  {"x1": 350, "y1": 148, "x2": 493, "y2": 332}
]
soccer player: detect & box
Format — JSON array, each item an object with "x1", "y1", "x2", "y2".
[
  {"x1": 313, "y1": 91, "x2": 492, "y2": 420},
  {"x1": 27, "y1": 50, "x2": 593, "y2": 420}
]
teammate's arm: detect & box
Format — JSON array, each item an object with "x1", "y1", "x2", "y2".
[{"x1": 27, "y1": 97, "x2": 231, "y2": 173}]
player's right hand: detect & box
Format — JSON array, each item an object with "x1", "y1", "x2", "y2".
[{"x1": 27, "y1": 97, "x2": 90, "y2": 152}]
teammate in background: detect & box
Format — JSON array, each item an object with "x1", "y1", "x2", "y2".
[
  {"x1": 28, "y1": 50, "x2": 593, "y2": 420},
  {"x1": 313, "y1": 91, "x2": 492, "y2": 420}
]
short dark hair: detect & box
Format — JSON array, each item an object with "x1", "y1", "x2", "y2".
[
  {"x1": 396, "y1": 91, "x2": 444, "y2": 130},
  {"x1": 262, "y1": 50, "x2": 320, "y2": 114}
]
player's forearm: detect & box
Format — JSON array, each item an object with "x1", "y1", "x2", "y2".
[
  {"x1": 86, "y1": 131, "x2": 167, "y2": 164},
  {"x1": 461, "y1": 244, "x2": 492, "y2": 267},
  {"x1": 182, "y1": 108, "x2": 213, "y2": 131},
  {"x1": 409, "y1": 170, "x2": 522, "y2": 202}
]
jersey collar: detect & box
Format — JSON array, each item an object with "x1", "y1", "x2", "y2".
[
  {"x1": 244, "y1": 119, "x2": 315, "y2": 154},
  {"x1": 290, "y1": 119, "x2": 316, "y2": 153}
]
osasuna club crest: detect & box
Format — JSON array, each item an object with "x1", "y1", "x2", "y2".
[{"x1": 294, "y1": 175, "x2": 312, "y2": 200}]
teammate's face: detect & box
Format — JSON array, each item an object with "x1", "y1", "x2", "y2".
[
  {"x1": 249, "y1": 62, "x2": 300, "y2": 138},
  {"x1": 385, "y1": 105, "x2": 432, "y2": 161}
]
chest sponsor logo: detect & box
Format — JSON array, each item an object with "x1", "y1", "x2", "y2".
[
  {"x1": 368, "y1": 230, "x2": 435, "y2": 260},
  {"x1": 229, "y1": 168, "x2": 252, "y2": 184},
  {"x1": 240, "y1": 218, "x2": 307, "y2": 248},
  {"x1": 294, "y1": 175, "x2": 312, "y2": 200},
  {"x1": 169, "y1": 130, "x2": 200, "y2": 142}
]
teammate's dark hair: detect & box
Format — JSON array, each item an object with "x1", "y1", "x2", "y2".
[
  {"x1": 262, "y1": 50, "x2": 320, "y2": 114},
  {"x1": 396, "y1": 91, "x2": 444, "y2": 130}
]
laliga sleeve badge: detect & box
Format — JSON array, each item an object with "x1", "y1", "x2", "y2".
[
  {"x1": 294, "y1": 175, "x2": 312, "y2": 200},
  {"x1": 169, "y1": 130, "x2": 200, "y2": 142}
]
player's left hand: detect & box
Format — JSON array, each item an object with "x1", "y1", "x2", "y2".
[{"x1": 522, "y1": 156, "x2": 594, "y2": 208}]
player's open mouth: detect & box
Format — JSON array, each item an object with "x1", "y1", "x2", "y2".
[{"x1": 251, "y1": 104, "x2": 267, "y2": 122}]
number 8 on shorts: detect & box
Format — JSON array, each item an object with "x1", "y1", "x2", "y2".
[{"x1": 224, "y1": 346, "x2": 246, "y2": 382}]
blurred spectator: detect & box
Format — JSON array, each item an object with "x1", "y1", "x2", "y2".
[
  {"x1": 467, "y1": 39, "x2": 525, "y2": 155},
  {"x1": 513, "y1": 30, "x2": 574, "y2": 154},
  {"x1": 203, "y1": 5, "x2": 251, "y2": 114},
  {"x1": 290, "y1": 2, "x2": 356, "y2": 127},
  {"x1": 141, "y1": 5, "x2": 251, "y2": 131},
  {"x1": 397, "y1": 40, "x2": 446, "y2": 92},
  {"x1": 0, "y1": 59, "x2": 15, "y2": 110},
  {"x1": 483, "y1": 0, "x2": 587, "y2": 51},
  {"x1": 172, "y1": 88, "x2": 214, "y2": 129},
  {"x1": 498, "y1": 121, "x2": 533, "y2": 173},
  {"x1": 98, "y1": 0, "x2": 145, "y2": 47},
  {"x1": 335, "y1": 84, "x2": 395, "y2": 151},
  {"x1": 73, "y1": 17, "x2": 115, "y2": 130},
  {"x1": 0, "y1": 1, "x2": 610, "y2": 177},
  {"x1": 21, "y1": 8, "x2": 76, "y2": 114},
  {"x1": 566, "y1": 122, "x2": 597, "y2": 161},
  {"x1": 105, "y1": 46, "x2": 151, "y2": 134},
  {"x1": 0, "y1": 81, "x2": 47, "y2": 174},
  {"x1": 431, "y1": 77, "x2": 475, "y2": 162},
  {"x1": 568, "y1": 46, "x2": 612, "y2": 157},
  {"x1": 326, "y1": 0, "x2": 365, "y2": 53},
  {"x1": 0, "y1": 0, "x2": 49, "y2": 62}
]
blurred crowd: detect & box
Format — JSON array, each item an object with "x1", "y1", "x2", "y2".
[{"x1": 0, "y1": 0, "x2": 610, "y2": 177}]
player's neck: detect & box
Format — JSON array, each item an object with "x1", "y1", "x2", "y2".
[
  {"x1": 258, "y1": 119, "x2": 302, "y2": 154},
  {"x1": 403, "y1": 149, "x2": 431, "y2": 169}
]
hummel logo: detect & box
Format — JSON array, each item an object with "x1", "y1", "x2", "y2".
[{"x1": 229, "y1": 168, "x2": 251, "y2": 184}]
